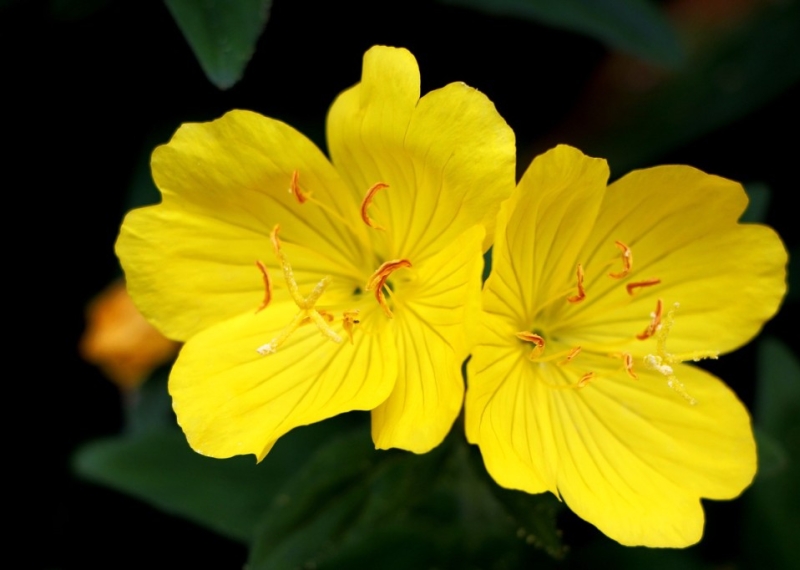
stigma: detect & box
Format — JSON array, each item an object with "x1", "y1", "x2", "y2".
[{"x1": 255, "y1": 225, "x2": 343, "y2": 355}]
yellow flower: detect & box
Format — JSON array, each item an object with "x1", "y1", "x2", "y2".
[
  {"x1": 116, "y1": 46, "x2": 515, "y2": 460},
  {"x1": 465, "y1": 145, "x2": 787, "y2": 547}
]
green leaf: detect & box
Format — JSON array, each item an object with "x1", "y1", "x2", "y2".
[
  {"x1": 164, "y1": 0, "x2": 271, "y2": 89},
  {"x1": 440, "y1": 0, "x2": 683, "y2": 66},
  {"x1": 248, "y1": 429, "x2": 447, "y2": 569},
  {"x1": 582, "y1": 2, "x2": 800, "y2": 174},
  {"x1": 73, "y1": 416, "x2": 355, "y2": 542},
  {"x1": 740, "y1": 183, "x2": 771, "y2": 224},
  {"x1": 744, "y1": 338, "x2": 800, "y2": 568},
  {"x1": 122, "y1": 369, "x2": 175, "y2": 436}
]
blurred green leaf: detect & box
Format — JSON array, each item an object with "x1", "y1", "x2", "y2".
[
  {"x1": 122, "y1": 369, "x2": 174, "y2": 436},
  {"x1": 440, "y1": 0, "x2": 683, "y2": 66},
  {"x1": 567, "y1": 538, "x2": 708, "y2": 570},
  {"x1": 164, "y1": 0, "x2": 271, "y2": 89},
  {"x1": 744, "y1": 337, "x2": 800, "y2": 568},
  {"x1": 741, "y1": 183, "x2": 771, "y2": 224},
  {"x1": 248, "y1": 429, "x2": 448, "y2": 569},
  {"x1": 73, "y1": 416, "x2": 355, "y2": 542},
  {"x1": 584, "y1": 1, "x2": 800, "y2": 174},
  {"x1": 754, "y1": 428, "x2": 788, "y2": 479},
  {"x1": 48, "y1": 0, "x2": 110, "y2": 20}
]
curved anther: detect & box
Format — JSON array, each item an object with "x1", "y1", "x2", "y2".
[
  {"x1": 255, "y1": 260, "x2": 272, "y2": 313},
  {"x1": 609, "y1": 241, "x2": 632, "y2": 279},
  {"x1": 361, "y1": 182, "x2": 389, "y2": 229},
  {"x1": 289, "y1": 170, "x2": 308, "y2": 204},
  {"x1": 516, "y1": 331, "x2": 545, "y2": 359},
  {"x1": 627, "y1": 278, "x2": 661, "y2": 295},
  {"x1": 366, "y1": 259, "x2": 412, "y2": 318},
  {"x1": 559, "y1": 346, "x2": 582, "y2": 365},
  {"x1": 622, "y1": 352, "x2": 638, "y2": 380},
  {"x1": 576, "y1": 372, "x2": 595, "y2": 389},
  {"x1": 636, "y1": 298, "x2": 663, "y2": 340},
  {"x1": 567, "y1": 263, "x2": 586, "y2": 303}
]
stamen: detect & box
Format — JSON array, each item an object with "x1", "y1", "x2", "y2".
[
  {"x1": 257, "y1": 311, "x2": 305, "y2": 355},
  {"x1": 360, "y1": 182, "x2": 389, "y2": 229},
  {"x1": 626, "y1": 278, "x2": 661, "y2": 295},
  {"x1": 559, "y1": 346, "x2": 582, "y2": 365},
  {"x1": 255, "y1": 260, "x2": 272, "y2": 313},
  {"x1": 289, "y1": 170, "x2": 308, "y2": 204},
  {"x1": 636, "y1": 298, "x2": 663, "y2": 340},
  {"x1": 643, "y1": 302, "x2": 718, "y2": 405},
  {"x1": 566, "y1": 264, "x2": 586, "y2": 303},
  {"x1": 516, "y1": 331, "x2": 545, "y2": 359},
  {"x1": 576, "y1": 372, "x2": 595, "y2": 389},
  {"x1": 366, "y1": 259, "x2": 412, "y2": 318},
  {"x1": 343, "y1": 310, "x2": 360, "y2": 344},
  {"x1": 271, "y1": 225, "x2": 306, "y2": 307},
  {"x1": 622, "y1": 352, "x2": 638, "y2": 380},
  {"x1": 609, "y1": 241, "x2": 632, "y2": 279}
]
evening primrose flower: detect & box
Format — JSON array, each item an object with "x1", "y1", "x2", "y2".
[
  {"x1": 466, "y1": 145, "x2": 787, "y2": 547},
  {"x1": 116, "y1": 46, "x2": 515, "y2": 460}
]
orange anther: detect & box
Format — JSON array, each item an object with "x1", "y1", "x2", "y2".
[
  {"x1": 343, "y1": 310, "x2": 360, "y2": 344},
  {"x1": 289, "y1": 170, "x2": 308, "y2": 204},
  {"x1": 576, "y1": 372, "x2": 595, "y2": 388},
  {"x1": 567, "y1": 263, "x2": 586, "y2": 303},
  {"x1": 559, "y1": 346, "x2": 582, "y2": 365},
  {"x1": 637, "y1": 298, "x2": 663, "y2": 340},
  {"x1": 516, "y1": 331, "x2": 545, "y2": 359},
  {"x1": 622, "y1": 352, "x2": 638, "y2": 380},
  {"x1": 361, "y1": 182, "x2": 389, "y2": 229},
  {"x1": 300, "y1": 309, "x2": 334, "y2": 326},
  {"x1": 270, "y1": 224, "x2": 282, "y2": 253},
  {"x1": 255, "y1": 260, "x2": 272, "y2": 313},
  {"x1": 366, "y1": 259, "x2": 412, "y2": 318},
  {"x1": 626, "y1": 278, "x2": 661, "y2": 295},
  {"x1": 609, "y1": 241, "x2": 632, "y2": 279}
]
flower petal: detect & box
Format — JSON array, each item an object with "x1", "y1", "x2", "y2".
[
  {"x1": 468, "y1": 347, "x2": 756, "y2": 547},
  {"x1": 555, "y1": 166, "x2": 788, "y2": 356},
  {"x1": 327, "y1": 46, "x2": 515, "y2": 260},
  {"x1": 371, "y1": 227, "x2": 484, "y2": 452},
  {"x1": 116, "y1": 110, "x2": 370, "y2": 341},
  {"x1": 171, "y1": 300, "x2": 395, "y2": 460},
  {"x1": 483, "y1": 145, "x2": 609, "y2": 328}
]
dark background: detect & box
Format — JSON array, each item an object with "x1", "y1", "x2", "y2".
[{"x1": 5, "y1": 0, "x2": 795, "y2": 567}]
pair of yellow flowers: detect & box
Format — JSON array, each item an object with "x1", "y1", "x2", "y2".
[{"x1": 116, "y1": 46, "x2": 787, "y2": 548}]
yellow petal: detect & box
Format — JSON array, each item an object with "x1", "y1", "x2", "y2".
[
  {"x1": 327, "y1": 46, "x2": 515, "y2": 260},
  {"x1": 554, "y1": 166, "x2": 788, "y2": 356},
  {"x1": 371, "y1": 227, "x2": 484, "y2": 452},
  {"x1": 484, "y1": 145, "x2": 609, "y2": 328},
  {"x1": 116, "y1": 110, "x2": 370, "y2": 341},
  {"x1": 468, "y1": 348, "x2": 756, "y2": 547},
  {"x1": 171, "y1": 301, "x2": 395, "y2": 460}
]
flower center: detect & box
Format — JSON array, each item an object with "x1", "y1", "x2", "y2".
[{"x1": 518, "y1": 240, "x2": 718, "y2": 401}]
